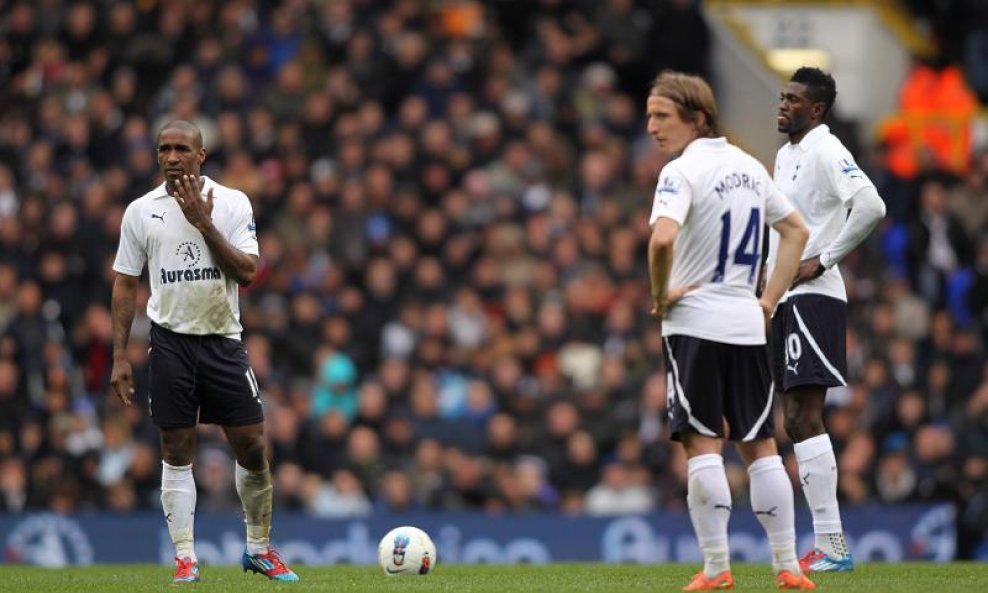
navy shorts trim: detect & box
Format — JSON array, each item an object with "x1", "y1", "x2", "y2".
[
  {"x1": 662, "y1": 335, "x2": 775, "y2": 442},
  {"x1": 771, "y1": 294, "x2": 847, "y2": 393},
  {"x1": 148, "y1": 323, "x2": 263, "y2": 428}
]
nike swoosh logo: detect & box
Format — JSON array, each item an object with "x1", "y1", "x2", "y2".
[{"x1": 385, "y1": 567, "x2": 406, "y2": 574}]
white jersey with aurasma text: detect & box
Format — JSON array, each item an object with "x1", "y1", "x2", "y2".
[
  {"x1": 650, "y1": 137, "x2": 795, "y2": 345},
  {"x1": 113, "y1": 176, "x2": 258, "y2": 339}
]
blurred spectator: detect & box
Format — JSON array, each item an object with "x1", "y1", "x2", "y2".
[
  {"x1": 302, "y1": 468, "x2": 372, "y2": 518},
  {"x1": 585, "y1": 462, "x2": 654, "y2": 516},
  {"x1": 554, "y1": 430, "x2": 600, "y2": 493},
  {"x1": 375, "y1": 469, "x2": 423, "y2": 514},
  {"x1": 515, "y1": 455, "x2": 559, "y2": 510},
  {"x1": 311, "y1": 351, "x2": 358, "y2": 421},
  {"x1": 907, "y1": 179, "x2": 973, "y2": 305},
  {"x1": 651, "y1": 0, "x2": 711, "y2": 82},
  {"x1": 875, "y1": 433, "x2": 917, "y2": 503},
  {"x1": 272, "y1": 462, "x2": 305, "y2": 510},
  {"x1": 946, "y1": 151, "x2": 988, "y2": 237},
  {"x1": 96, "y1": 416, "x2": 134, "y2": 486},
  {"x1": 299, "y1": 411, "x2": 348, "y2": 479},
  {"x1": 0, "y1": 457, "x2": 27, "y2": 513},
  {"x1": 195, "y1": 448, "x2": 240, "y2": 511},
  {"x1": 437, "y1": 450, "x2": 489, "y2": 510},
  {"x1": 968, "y1": 236, "x2": 988, "y2": 340}
]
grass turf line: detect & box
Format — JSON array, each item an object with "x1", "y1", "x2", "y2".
[{"x1": 1, "y1": 563, "x2": 986, "y2": 592}]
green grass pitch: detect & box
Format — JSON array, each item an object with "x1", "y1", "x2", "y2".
[{"x1": 2, "y1": 563, "x2": 986, "y2": 592}]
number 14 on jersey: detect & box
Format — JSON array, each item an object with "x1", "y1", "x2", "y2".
[{"x1": 712, "y1": 207, "x2": 761, "y2": 284}]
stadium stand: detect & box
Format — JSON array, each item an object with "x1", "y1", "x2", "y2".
[{"x1": 0, "y1": 0, "x2": 984, "y2": 560}]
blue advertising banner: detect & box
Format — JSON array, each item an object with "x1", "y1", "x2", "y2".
[{"x1": 0, "y1": 504, "x2": 956, "y2": 567}]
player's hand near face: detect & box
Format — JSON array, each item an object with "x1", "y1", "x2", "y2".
[
  {"x1": 110, "y1": 358, "x2": 134, "y2": 406},
  {"x1": 790, "y1": 255, "x2": 825, "y2": 288},
  {"x1": 174, "y1": 174, "x2": 214, "y2": 231}
]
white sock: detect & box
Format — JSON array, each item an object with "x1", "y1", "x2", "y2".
[
  {"x1": 236, "y1": 463, "x2": 273, "y2": 555},
  {"x1": 687, "y1": 454, "x2": 732, "y2": 577},
  {"x1": 161, "y1": 462, "x2": 197, "y2": 561},
  {"x1": 794, "y1": 434, "x2": 849, "y2": 558},
  {"x1": 748, "y1": 455, "x2": 799, "y2": 573}
]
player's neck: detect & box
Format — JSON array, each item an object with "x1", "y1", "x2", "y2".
[{"x1": 788, "y1": 122, "x2": 821, "y2": 146}]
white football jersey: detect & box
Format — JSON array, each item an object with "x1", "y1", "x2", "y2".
[
  {"x1": 113, "y1": 176, "x2": 258, "y2": 338},
  {"x1": 769, "y1": 124, "x2": 876, "y2": 302},
  {"x1": 650, "y1": 137, "x2": 795, "y2": 345}
]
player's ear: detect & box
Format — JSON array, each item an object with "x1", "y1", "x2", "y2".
[{"x1": 693, "y1": 111, "x2": 708, "y2": 135}]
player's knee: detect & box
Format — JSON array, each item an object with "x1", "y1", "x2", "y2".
[
  {"x1": 161, "y1": 435, "x2": 195, "y2": 466},
  {"x1": 234, "y1": 435, "x2": 267, "y2": 470},
  {"x1": 784, "y1": 408, "x2": 824, "y2": 442},
  {"x1": 783, "y1": 413, "x2": 803, "y2": 441}
]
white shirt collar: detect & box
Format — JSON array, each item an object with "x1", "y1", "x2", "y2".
[
  {"x1": 787, "y1": 124, "x2": 830, "y2": 153},
  {"x1": 683, "y1": 136, "x2": 727, "y2": 156}
]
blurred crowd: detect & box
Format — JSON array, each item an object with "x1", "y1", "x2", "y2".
[{"x1": 0, "y1": 0, "x2": 984, "y2": 558}]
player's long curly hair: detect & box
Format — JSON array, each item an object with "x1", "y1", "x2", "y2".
[{"x1": 649, "y1": 71, "x2": 719, "y2": 138}]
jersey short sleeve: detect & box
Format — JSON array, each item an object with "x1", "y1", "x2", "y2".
[
  {"x1": 113, "y1": 201, "x2": 146, "y2": 276},
  {"x1": 819, "y1": 146, "x2": 874, "y2": 204},
  {"x1": 649, "y1": 166, "x2": 692, "y2": 227},
  {"x1": 227, "y1": 192, "x2": 259, "y2": 256}
]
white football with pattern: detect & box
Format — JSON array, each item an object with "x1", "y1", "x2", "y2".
[{"x1": 377, "y1": 526, "x2": 437, "y2": 576}]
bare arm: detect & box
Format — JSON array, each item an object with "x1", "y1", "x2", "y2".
[
  {"x1": 199, "y1": 224, "x2": 258, "y2": 286},
  {"x1": 762, "y1": 211, "x2": 809, "y2": 313},
  {"x1": 648, "y1": 217, "x2": 680, "y2": 319},
  {"x1": 174, "y1": 175, "x2": 257, "y2": 286},
  {"x1": 110, "y1": 272, "x2": 139, "y2": 405}
]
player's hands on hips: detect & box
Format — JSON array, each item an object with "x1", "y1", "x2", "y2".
[
  {"x1": 174, "y1": 174, "x2": 214, "y2": 231},
  {"x1": 651, "y1": 284, "x2": 699, "y2": 319},
  {"x1": 650, "y1": 296, "x2": 667, "y2": 320},
  {"x1": 110, "y1": 359, "x2": 135, "y2": 406},
  {"x1": 790, "y1": 255, "x2": 825, "y2": 288},
  {"x1": 757, "y1": 298, "x2": 776, "y2": 336}
]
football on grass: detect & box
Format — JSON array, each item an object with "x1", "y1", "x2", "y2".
[{"x1": 377, "y1": 526, "x2": 437, "y2": 576}]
